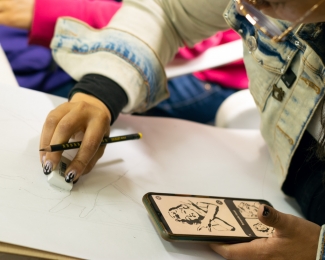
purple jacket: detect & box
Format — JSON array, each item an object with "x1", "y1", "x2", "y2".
[{"x1": 0, "y1": 25, "x2": 73, "y2": 95}]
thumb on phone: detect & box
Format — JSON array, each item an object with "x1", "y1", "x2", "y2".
[
  {"x1": 258, "y1": 205, "x2": 284, "y2": 231},
  {"x1": 257, "y1": 204, "x2": 320, "y2": 239},
  {"x1": 257, "y1": 204, "x2": 296, "y2": 237}
]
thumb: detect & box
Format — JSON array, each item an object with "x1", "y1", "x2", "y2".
[{"x1": 257, "y1": 204, "x2": 290, "y2": 234}]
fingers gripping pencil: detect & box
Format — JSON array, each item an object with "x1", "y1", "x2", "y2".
[{"x1": 44, "y1": 133, "x2": 142, "y2": 190}]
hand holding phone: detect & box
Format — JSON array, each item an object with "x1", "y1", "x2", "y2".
[{"x1": 143, "y1": 192, "x2": 274, "y2": 243}]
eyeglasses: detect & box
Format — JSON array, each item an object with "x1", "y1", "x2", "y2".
[{"x1": 236, "y1": 0, "x2": 325, "y2": 42}]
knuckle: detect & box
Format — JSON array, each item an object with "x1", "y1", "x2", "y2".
[
  {"x1": 97, "y1": 110, "x2": 110, "y2": 124},
  {"x1": 73, "y1": 158, "x2": 88, "y2": 171},
  {"x1": 83, "y1": 138, "x2": 100, "y2": 152},
  {"x1": 57, "y1": 120, "x2": 74, "y2": 133},
  {"x1": 45, "y1": 113, "x2": 60, "y2": 127},
  {"x1": 75, "y1": 101, "x2": 89, "y2": 111}
]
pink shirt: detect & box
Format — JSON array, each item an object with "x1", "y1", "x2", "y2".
[
  {"x1": 30, "y1": 0, "x2": 120, "y2": 47},
  {"x1": 30, "y1": 0, "x2": 247, "y2": 89},
  {"x1": 178, "y1": 30, "x2": 248, "y2": 89}
]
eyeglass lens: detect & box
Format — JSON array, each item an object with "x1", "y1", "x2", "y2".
[{"x1": 241, "y1": 1, "x2": 283, "y2": 37}]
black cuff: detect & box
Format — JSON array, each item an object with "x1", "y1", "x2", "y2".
[{"x1": 69, "y1": 74, "x2": 128, "y2": 125}]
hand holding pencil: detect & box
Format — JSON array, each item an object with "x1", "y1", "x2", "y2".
[{"x1": 40, "y1": 92, "x2": 114, "y2": 184}]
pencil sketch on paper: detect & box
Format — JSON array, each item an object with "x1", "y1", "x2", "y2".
[{"x1": 0, "y1": 108, "x2": 151, "y2": 232}]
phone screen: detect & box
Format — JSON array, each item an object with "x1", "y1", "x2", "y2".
[{"x1": 149, "y1": 194, "x2": 273, "y2": 238}]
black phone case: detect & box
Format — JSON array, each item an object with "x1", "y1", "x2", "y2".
[{"x1": 142, "y1": 192, "x2": 273, "y2": 243}]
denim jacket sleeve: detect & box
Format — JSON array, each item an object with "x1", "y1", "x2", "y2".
[
  {"x1": 50, "y1": 0, "x2": 230, "y2": 113},
  {"x1": 316, "y1": 225, "x2": 325, "y2": 260}
]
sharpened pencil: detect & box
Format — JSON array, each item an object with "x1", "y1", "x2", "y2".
[{"x1": 39, "y1": 133, "x2": 143, "y2": 152}]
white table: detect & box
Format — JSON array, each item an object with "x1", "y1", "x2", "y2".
[
  {"x1": 0, "y1": 45, "x2": 19, "y2": 87},
  {"x1": 0, "y1": 80, "x2": 302, "y2": 259},
  {"x1": 165, "y1": 39, "x2": 243, "y2": 79}
]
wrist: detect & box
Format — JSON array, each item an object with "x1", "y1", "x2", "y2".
[{"x1": 68, "y1": 74, "x2": 128, "y2": 125}]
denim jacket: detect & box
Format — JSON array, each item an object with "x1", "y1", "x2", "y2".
[
  {"x1": 224, "y1": 3, "x2": 325, "y2": 180},
  {"x1": 50, "y1": 0, "x2": 325, "y2": 258}
]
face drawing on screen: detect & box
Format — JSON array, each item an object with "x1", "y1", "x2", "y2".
[
  {"x1": 168, "y1": 200, "x2": 235, "y2": 232},
  {"x1": 237, "y1": 202, "x2": 259, "y2": 218}
]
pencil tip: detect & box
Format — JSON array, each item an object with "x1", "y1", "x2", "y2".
[{"x1": 138, "y1": 132, "x2": 143, "y2": 139}]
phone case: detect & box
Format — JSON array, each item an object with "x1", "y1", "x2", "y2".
[{"x1": 142, "y1": 192, "x2": 273, "y2": 243}]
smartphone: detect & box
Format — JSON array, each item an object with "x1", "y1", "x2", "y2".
[{"x1": 142, "y1": 192, "x2": 273, "y2": 243}]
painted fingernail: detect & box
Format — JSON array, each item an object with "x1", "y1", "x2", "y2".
[
  {"x1": 43, "y1": 161, "x2": 53, "y2": 175},
  {"x1": 263, "y1": 206, "x2": 270, "y2": 217},
  {"x1": 73, "y1": 178, "x2": 79, "y2": 184},
  {"x1": 65, "y1": 171, "x2": 76, "y2": 183}
]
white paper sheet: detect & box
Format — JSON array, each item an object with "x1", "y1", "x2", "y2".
[
  {"x1": 165, "y1": 40, "x2": 243, "y2": 78},
  {"x1": 0, "y1": 85, "x2": 302, "y2": 259}
]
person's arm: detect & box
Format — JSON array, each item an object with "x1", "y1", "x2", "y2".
[
  {"x1": 41, "y1": 0, "x2": 230, "y2": 188},
  {"x1": 51, "y1": 0, "x2": 230, "y2": 114},
  {"x1": 30, "y1": 0, "x2": 121, "y2": 47}
]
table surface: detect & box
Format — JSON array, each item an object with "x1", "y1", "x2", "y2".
[
  {"x1": 0, "y1": 48, "x2": 302, "y2": 260},
  {"x1": 0, "y1": 45, "x2": 78, "y2": 260},
  {"x1": 0, "y1": 45, "x2": 19, "y2": 87}
]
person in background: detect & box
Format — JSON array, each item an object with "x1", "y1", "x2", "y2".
[
  {"x1": 0, "y1": 0, "x2": 247, "y2": 124},
  {"x1": 0, "y1": 0, "x2": 121, "y2": 96}
]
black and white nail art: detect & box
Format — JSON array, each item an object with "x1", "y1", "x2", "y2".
[
  {"x1": 43, "y1": 161, "x2": 53, "y2": 175},
  {"x1": 65, "y1": 171, "x2": 76, "y2": 183}
]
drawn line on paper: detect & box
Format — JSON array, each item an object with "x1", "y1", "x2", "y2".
[
  {"x1": 0, "y1": 110, "x2": 154, "y2": 233},
  {"x1": 0, "y1": 108, "x2": 41, "y2": 134},
  {"x1": 49, "y1": 169, "x2": 129, "y2": 218}
]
